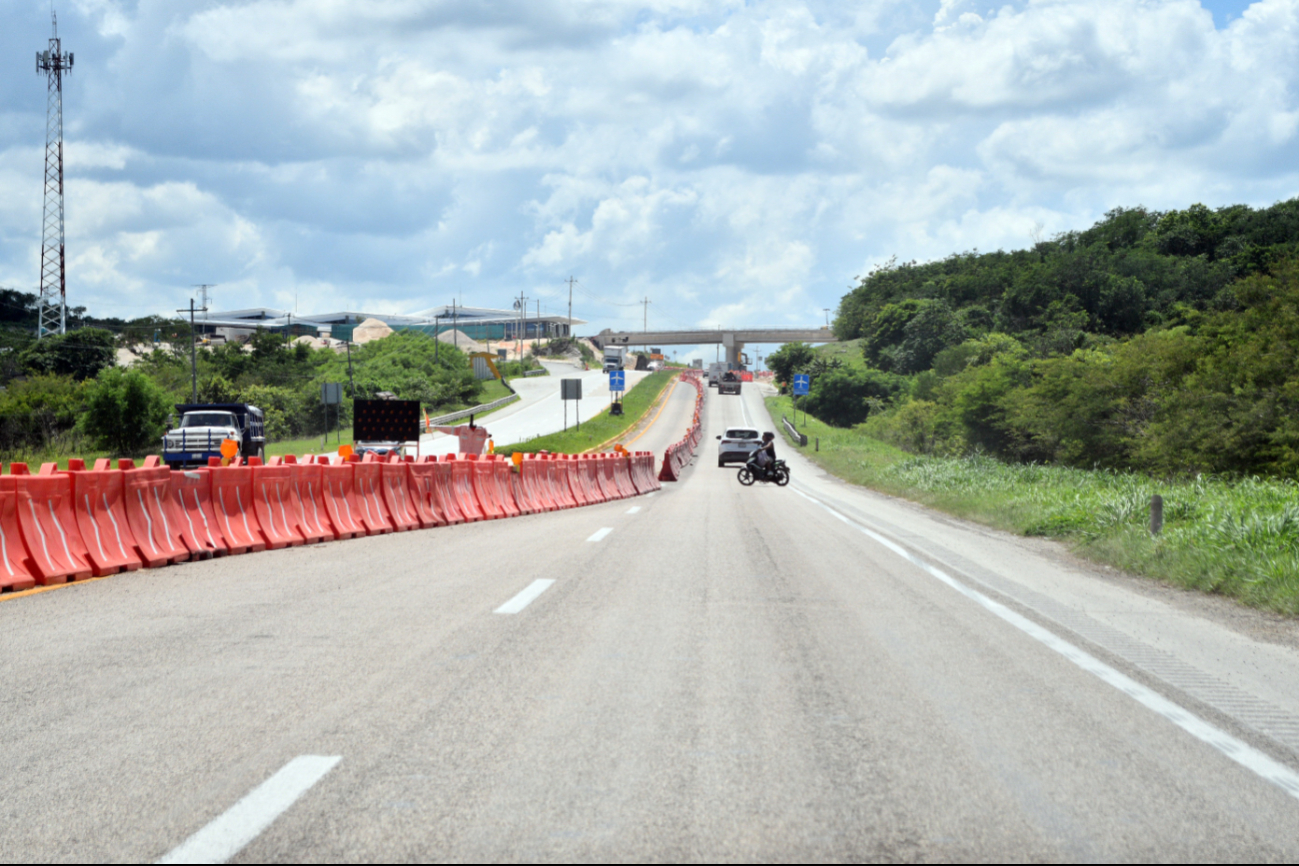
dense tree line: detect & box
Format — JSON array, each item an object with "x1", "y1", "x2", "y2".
[
  {"x1": 768, "y1": 198, "x2": 1299, "y2": 478},
  {"x1": 0, "y1": 323, "x2": 485, "y2": 458}
]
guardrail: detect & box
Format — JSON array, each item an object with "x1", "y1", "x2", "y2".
[
  {"x1": 524, "y1": 369, "x2": 546, "y2": 377},
  {"x1": 426, "y1": 393, "x2": 519, "y2": 426},
  {"x1": 782, "y1": 414, "x2": 807, "y2": 447}
]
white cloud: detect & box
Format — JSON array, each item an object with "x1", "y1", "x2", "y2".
[{"x1": 1, "y1": 0, "x2": 1297, "y2": 331}]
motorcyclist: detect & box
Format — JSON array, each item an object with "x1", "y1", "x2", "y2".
[{"x1": 751, "y1": 432, "x2": 777, "y2": 479}]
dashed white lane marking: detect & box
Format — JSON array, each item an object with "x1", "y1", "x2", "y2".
[
  {"x1": 494, "y1": 579, "x2": 556, "y2": 615},
  {"x1": 586, "y1": 527, "x2": 614, "y2": 542},
  {"x1": 791, "y1": 486, "x2": 1299, "y2": 803},
  {"x1": 158, "y1": 755, "x2": 341, "y2": 864},
  {"x1": 626, "y1": 506, "x2": 641, "y2": 514}
]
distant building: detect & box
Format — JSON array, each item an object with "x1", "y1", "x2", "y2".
[{"x1": 193, "y1": 305, "x2": 586, "y2": 343}]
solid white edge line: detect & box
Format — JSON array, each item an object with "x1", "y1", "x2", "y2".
[
  {"x1": 790, "y1": 486, "x2": 1299, "y2": 802},
  {"x1": 626, "y1": 507, "x2": 641, "y2": 514},
  {"x1": 586, "y1": 527, "x2": 614, "y2": 542},
  {"x1": 157, "y1": 755, "x2": 341, "y2": 864},
  {"x1": 494, "y1": 578, "x2": 556, "y2": 614}
]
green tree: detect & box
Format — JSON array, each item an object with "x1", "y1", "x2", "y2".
[
  {"x1": 21, "y1": 328, "x2": 116, "y2": 380},
  {"x1": 765, "y1": 341, "x2": 816, "y2": 385},
  {"x1": 80, "y1": 367, "x2": 172, "y2": 455}
]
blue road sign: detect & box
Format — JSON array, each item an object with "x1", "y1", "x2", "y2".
[
  {"x1": 609, "y1": 370, "x2": 626, "y2": 392},
  {"x1": 793, "y1": 374, "x2": 810, "y2": 396}
]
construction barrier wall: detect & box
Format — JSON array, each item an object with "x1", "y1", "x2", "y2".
[
  {"x1": 0, "y1": 376, "x2": 700, "y2": 593},
  {"x1": 658, "y1": 370, "x2": 706, "y2": 482}
]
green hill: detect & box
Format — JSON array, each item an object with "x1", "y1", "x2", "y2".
[{"x1": 767, "y1": 199, "x2": 1299, "y2": 479}]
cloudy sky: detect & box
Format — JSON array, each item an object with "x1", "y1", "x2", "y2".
[{"x1": 0, "y1": 0, "x2": 1291, "y2": 357}]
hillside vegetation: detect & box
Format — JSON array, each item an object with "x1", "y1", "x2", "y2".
[{"x1": 768, "y1": 199, "x2": 1299, "y2": 479}]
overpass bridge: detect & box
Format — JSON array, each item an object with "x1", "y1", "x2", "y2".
[{"x1": 593, "y1": 327, "x2": 836, "y2": 367}]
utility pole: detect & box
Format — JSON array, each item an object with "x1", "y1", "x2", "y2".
[
  {"x1": 433, "y1": 313, "x2": 440, "y2": 363},
  {"x1": 452, "y1": 300, "x2": 458, "y2": 350},
  {"x1": 346, "y1": 341, "x2": 354, "y2": 394},
  {"x1": 824, "y1": 308, "x2": 831, "y2": 327},
  {"x1": 566, "y1": 276, "x2": 575, "y2": 339},
  {"x1": 643, "y1": 296, "x2": 650, "y2": 332},
  {"x1": 175, "y1": 298, "x2": 199, "y2": 403},
  {"x1": 35, "y1": 11, "x2": 73, "y2": 339}
]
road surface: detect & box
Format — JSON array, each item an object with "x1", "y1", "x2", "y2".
[
  {"x1": 419, "y1": 361, "x2": 649, "y2": 455},
  {"x1": 4, "y1": 378, "x2": 1299, "y2": 861}
]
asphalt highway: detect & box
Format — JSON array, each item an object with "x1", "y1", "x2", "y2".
[
  {"x1": 4, "y1": 377, "x2": 1299, "y2": 861},
  {"x1": 420, "y1": 362, "x2": 649, "y2": 455}
]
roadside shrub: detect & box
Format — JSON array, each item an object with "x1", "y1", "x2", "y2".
[
  {"x1": 0, "y1": 375, "x2": 85, "y2": 455},
  {"x1": 802, "y1": 368, "x2": 904, "y2": 427},
  {"x1": 80, "y1": 367, "x2": 171, "y2": 455}
]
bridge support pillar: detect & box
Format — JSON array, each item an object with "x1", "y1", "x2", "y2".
[{"x1": 726, "y1": 341, "x2": 745, "y2": 368}]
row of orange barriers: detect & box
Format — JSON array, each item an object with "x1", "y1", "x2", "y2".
[
  {"x1": 0, "y1": 449, "x2": 662, "y2": 593},
  {"x1": 659, "y1": 370, "x2": 706, "y2": 482}
]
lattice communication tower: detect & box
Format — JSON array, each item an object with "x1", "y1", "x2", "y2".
[{"x1": 35, "y1": 12, "x2": 73, "y2": 338}]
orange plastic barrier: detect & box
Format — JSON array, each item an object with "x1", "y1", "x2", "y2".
[
  {"x1": 10, "y1": 463, "x2": 93, "y2": 584},
  {"x1": 406, "y1": 459, "x2": 447, "y2": 529},
  {"x1": 209, "y1": 462, "x2": 267, "y2": 554},
  {"x1": 379, "y1": 458, "x2": 419, "y2": 532},
  {"x1": 432, "y1": 458, "x2": 466, "y2": 525},
  {"x1": 516, "y1": 455, "x2": 548, "y2": 512},
  {"x1": 0, "y1": 474, "x2": 37, "y2": 592},
  {"x1": 318, "y1": 457, "x2": 367, "y2": 539},
  {"x1": 280, "y1": 456, "x2": 330, "y2": 544},
  {"x1": 581, "y1": 455, "x2": 606, "y2": 504},
  {"x1": 445, "y1": 455, "x2": 484, "y2": 522},
  {"x1": 524, "y1": 457, "x2": 555, "y2": 511},
  {"x1": 611, "y1": 455, "x2": 637, "y2": 499},
  {"x1": 660, "y1": 371, "x2": 706, "y2": 482},
  {"x1": 633, "y1": 452, "x2": 661, "y2": 494},
  {"x1": 597, "y1": 454, "x2": 623, "y2": 501},
  {"x1": 507, "y1": 467, "x2": 533, "y2": 516},
  {"x1": 168, "y1": 467, "x2": 229, "y2": 558},
  {"x1": 542, "y1": 456, "x2": 568, "y2": 510},
  {"x1": 492, "y1": 458, "x2": 522, "y2": 518},
  {"x1": 562, "y1": 455, "x2": 589, "y2": 507},
  {"x1": 65, "y1": 458, "x2": 145, "y2": 576},
  {"x1": 121, "y1": 457, "x2": 190, "y2": 566},
  {"x1": 353, "y1": 457, "x2": 395, "y2": 534},
  {"x1": 251, "y1": 460, "x2": 306, "y2": 549},
  {"x1": 468, "y1": 455, "x2": 505, "y2": 520}
]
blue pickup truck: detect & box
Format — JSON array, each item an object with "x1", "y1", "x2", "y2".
[{"x1": 161, "y1": 403, "x2": 266, "y2": 469}]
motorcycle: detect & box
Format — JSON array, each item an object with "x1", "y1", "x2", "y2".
[{"x1": 737, "y1": 456, "x2": 790, "y2": 487}]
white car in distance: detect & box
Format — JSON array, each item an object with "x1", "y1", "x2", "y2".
[{"x1": 717, "y1": 427, "x2": 761, "y2": 467}]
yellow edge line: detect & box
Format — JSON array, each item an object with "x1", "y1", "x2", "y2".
[
  {"x1": 584, "y1": 374, "x2": 680, "y2": 453},
  {"x1": 0, "y1": 575, "x2": 107, "y2": 603}
]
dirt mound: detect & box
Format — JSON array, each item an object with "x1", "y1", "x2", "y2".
[
  {"x1": 352, "y1": 317, "x2": 395, "y2": 344},
  {"x1": 437, "y1": 329, "x2": 486, "y2": 354}
]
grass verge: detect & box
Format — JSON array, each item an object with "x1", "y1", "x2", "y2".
[
  {"x1": 496, "y1": 369, "x2": 678, "y2": 456},
  {"x1": 766, "y1": 393, "x2": 1299, "y2": 615},
  {"x1": 267, "y1": 427, "x2": 355, "y2": 458}
]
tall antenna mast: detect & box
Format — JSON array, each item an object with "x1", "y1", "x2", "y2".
[{"x1": 35, "y1": 10, "x2": 73, "y2": 338}]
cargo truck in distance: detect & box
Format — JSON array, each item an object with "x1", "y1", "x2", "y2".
[
  {"x1": 162, "y1": 403, "x2": 266, "y2": 470},
  {"x1": 603, "y1": 346, "x2": 627, "y2": 372}
]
